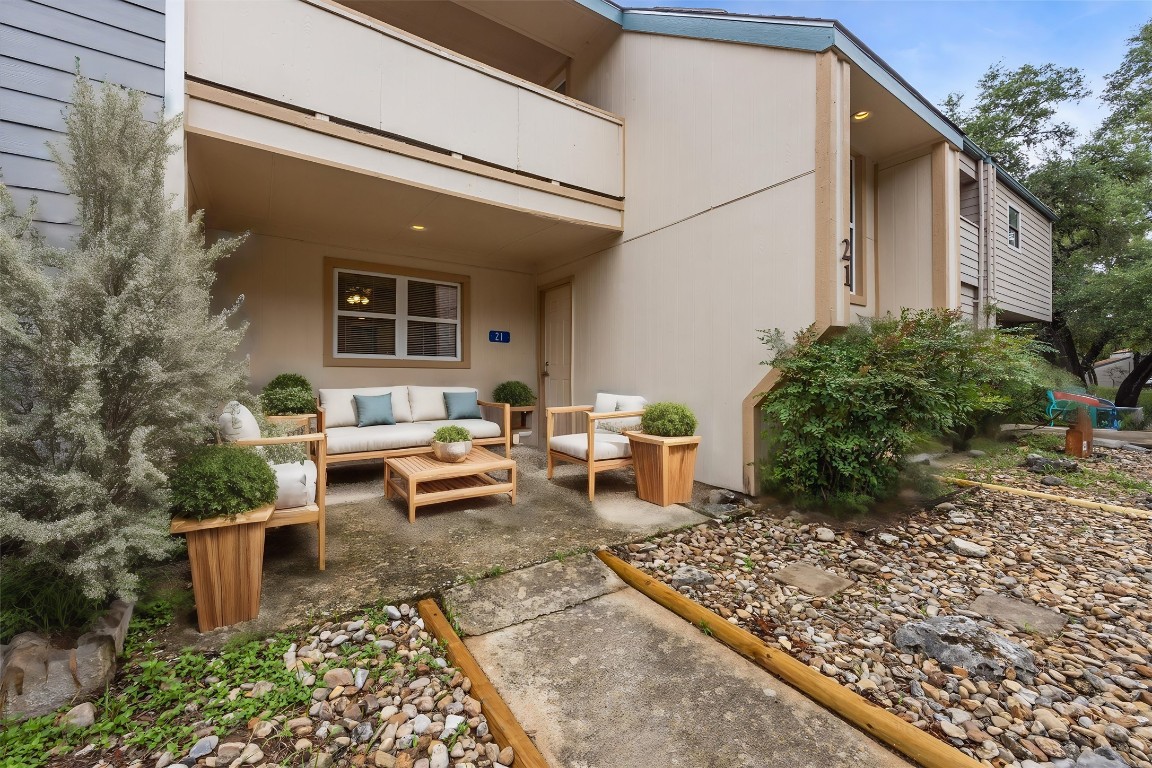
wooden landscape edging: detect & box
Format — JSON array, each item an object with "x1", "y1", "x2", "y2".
[
  {"x1": 595, "y1": 551, "x2": 984, "y2": 768},
  {"x1": 947, "y1": 477, "x2": 1152, "y2": 520},
  {"x1": 417, "y1": 599, "x2": 550, "y2": 768}
]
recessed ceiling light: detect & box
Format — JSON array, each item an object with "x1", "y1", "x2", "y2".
[
  {"x1": 410, "y1": 224, "x2": 426, "y2": 231},
  {"x1": 852, "y1": 110, "x2": 871, "y2": 122}
]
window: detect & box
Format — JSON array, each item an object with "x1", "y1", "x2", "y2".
[
  {"x1": 326, "y1": 259, "x2": 469, "y2": 367},
  {"x1": 1007, "y1": 205, "x2": 1020, "y2": 249}
]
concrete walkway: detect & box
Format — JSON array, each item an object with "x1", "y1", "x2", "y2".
[
  {"x1": 1002, "y1": 423, "x2": 1152, "y2": 447},
  {"x1": 444, "y1": 555, "x2": 913, "y2": 768}
]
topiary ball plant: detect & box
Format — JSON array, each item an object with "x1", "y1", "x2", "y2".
[
  {"x1": 259, "y1": 386, "x2": 315, "y2": 415},
  {"x1": 264, "y1": 373, "x2": 312, "y2": 392},
  {"x1": 169, "y1": 445, "x2": 277, "y2": 521},
  {"x1": 640, "y1": 402, "x2": 697, "y2": 437},
  {"x1": 433, "y1": 425, "x2": 472, "y2": 443},
  {"x1": 492, "y1": 380, "x2": 536, "y2": 407}
]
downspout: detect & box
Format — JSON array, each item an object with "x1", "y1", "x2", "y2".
[
  {"x1": 984, "y1": 161, "x2": 997, "y2": 327},
  {"x1": 975, "y1": 158, "x2": 985, "y2": 328}
]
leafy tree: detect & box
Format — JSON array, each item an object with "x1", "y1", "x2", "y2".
[
  {"x1": 942, "y1": 62, "x2": 1089, "y2": 177},
  {"x1": 0, "y1": 78, "x2": 247, "y2": 602}
]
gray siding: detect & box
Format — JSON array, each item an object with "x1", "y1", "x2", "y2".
[
  {"x1": 0, "y1": 0, "x2": 165, "y2": 246},
  {"x1": 960, "y1": 215, "x2": 979, "y2": 286},
  {"x1": 960, "y1": 178, "x2": 980, "y2": 222},
  {"x1": 990, "y1": 183, "x2": 1052, "y2": 322}
]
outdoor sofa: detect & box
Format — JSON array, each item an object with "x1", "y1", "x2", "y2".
[{"x1": 317, "y1": 386, "x2": 511, "y2": 473}]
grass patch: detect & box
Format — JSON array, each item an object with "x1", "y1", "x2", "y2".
[{"x1": 0, "y1": 560, "x2": 107, "y2": 645}]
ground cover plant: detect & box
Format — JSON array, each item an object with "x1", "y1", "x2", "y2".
[
  {"x1": 0, "y1": 77, "x2": 247, "y2": 611},
  {"x1": 758, "y1": 309, "x2": 1052, "y2": 513}
]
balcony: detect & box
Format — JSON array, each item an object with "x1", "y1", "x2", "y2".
[{"x1": 185, "y1": 0, "x2": 622, "y2": 202}]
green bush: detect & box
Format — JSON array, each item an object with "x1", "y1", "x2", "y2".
[
  {"x1": 0, "y1": 559, "x2": 106, "y2": 644},
  {"x1": 169, "y1": 445, "x2": 277, "y2": 521},
  {"x1": 433, "y1": 425, "x2": 472, "y2": 443},
  {"x1": 759, "y1": 309, "x2": 1050, "y2": 513},
  {"x1": 264, "y1": 373, "x2": 312, "y2": 392},
  {"x1": 259, "y1": 386, "x2": 314, "y2": 415},
  {"x1": 492, "y1": 380, "x2": 536, "y2": 406},
  {"x1": 640, "y1": 402, "x2": 697, "y2": 437}
]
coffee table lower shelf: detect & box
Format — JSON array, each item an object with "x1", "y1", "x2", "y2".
[{"x1": 384, "y1": 448, "x2": 517, "y2": 523}]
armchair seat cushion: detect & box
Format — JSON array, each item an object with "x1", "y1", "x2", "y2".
[
  {"x1": 270, "y1": 460, "x2": 318, "y2": 510},
  {"x1": 549, "y1": 431, "x2": 632, "y2": 462}
]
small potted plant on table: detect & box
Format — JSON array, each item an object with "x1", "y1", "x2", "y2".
[
  {"x1": 168, "y1": 444, "x2": 278, "y2": 632},
  {"x1": 627, "y1": 402, "x2": 701, "y2": 506},
  {"x1": 260, "y1": 372, "x2": 315, "y2": 431},
  {"x1": 431, "y1": 425, "x2": 473, "y2": 463}
]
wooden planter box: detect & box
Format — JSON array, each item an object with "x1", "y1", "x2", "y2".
[
  {"x1": 170, "y1": 505, "x2": 273, "y2": 632},
  {"x1": 626, "y1": 432, "x2": 702, "y2": 506}
]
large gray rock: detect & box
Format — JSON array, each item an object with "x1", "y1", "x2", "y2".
[
  {"x1": 1053, "y1": 747, "x2": 1132, "y2": 767},
  {"x1": 772, "y1": 563, "x2": 853, "y2": 597},
  {"x1": 970, "y1": 594, "x2": 1068, "y2": 637},
  {"x1": 893, "y1": 616, "x2": 1037, "y2": 683}
]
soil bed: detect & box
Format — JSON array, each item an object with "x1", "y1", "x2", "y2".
[{"x1": 619, "y1": 444, "x2": 1152, "y2": 768}]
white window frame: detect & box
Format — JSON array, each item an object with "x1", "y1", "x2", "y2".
[
  {"x1": 1007, "y1": 205, "x2": 1021, "y2": 250},
  {"x1": 332, "y1": 267, "x2": 462, "y2": 362}
]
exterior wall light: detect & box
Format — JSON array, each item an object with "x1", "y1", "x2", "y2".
[{"x1": 852, "y1": 111, "x2": 871, "y2": 121}]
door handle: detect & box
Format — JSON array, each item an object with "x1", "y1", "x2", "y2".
[{"x1": 541, "y1": 361, "x2": 550, "y2": 378}]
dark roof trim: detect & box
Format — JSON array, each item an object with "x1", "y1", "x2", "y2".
[{"x1": 963, "y1": 138, "x2": 1057, "y2": 221}]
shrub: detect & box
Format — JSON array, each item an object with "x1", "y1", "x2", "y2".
[
  {"x1": 0, "y1": 77, "x2": 247, "y2": 602},
  {"x1": 0, "y1": 559, "x2": 106, "y2": 644},
  {"x1": 433, "y1": 425, "x2": 472, "y2": 443},
  {"x1": 259, "y1": 386, "x2": 314, "y2": 415},
  {"x1": 641, "y1": 402, "x2": 697, "y2": 437},
  {"x1": 264, "y1": 373, "x2": 312, "y2": 393},
  {"x1": 169, "y1": 445, "x2": 277, "y2": 521},
  {"x1": 759, "y1": 309, "x2": 1050, "y2": 513},
  {"x1": 492, "y1": 380, "x2": 536, "y2": 407}
]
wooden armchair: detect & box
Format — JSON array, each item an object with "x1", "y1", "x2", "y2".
[
  {"x1": 546, "y1": 405, "x2": 646, "y2": 500},
  {"x1": 233, "y1": 432, "x2": 328, "y2": 570}
]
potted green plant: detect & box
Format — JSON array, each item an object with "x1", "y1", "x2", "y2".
[
  {"x1": 626, "y1": 402, "x2": 701, "y2": 506},
  {"x1": 431, "y1": 425, "x2": 472, "y2": 463},
  {"x1": 168, "y1": 445, "x2": 278, "y2": 632},
  {"x1": 260, "y1": 373, "x2": 315, "y2": 429},
  {"x1": 492, "y1": 381, "x2": 536, "y2": 407}
]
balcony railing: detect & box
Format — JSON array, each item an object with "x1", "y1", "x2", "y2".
[{"x1": 185, "y1": 0, "x2": 623, "y2": 200}]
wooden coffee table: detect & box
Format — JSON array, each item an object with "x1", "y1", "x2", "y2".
[{"x1": 384, "y1": 446, "x2": 516, "y2": 523}]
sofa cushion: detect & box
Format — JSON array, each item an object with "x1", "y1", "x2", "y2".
[
  {"x1": 219, "y1": 401, "x2": 261, "y2": 441},
  {"x1": 326, "y1": 423, "x2": 435, "y2": 455},
  {"x1": 409, "y1": 386, "x2": 477, "y2": 422},
  {"x1": 320, "y1": 386, "x2": 411, "y2": 427},
  {"x1": 354, "y1": 393, "x2": 395, "y2": 427},
  {"x1": 549, "y1": 432, "x2": 632, "y2": 461},
  {"x1": 269, "y1": 459, "x2": 318, "y2": 509},
  {"x1": 444, "y1": 391, "x2": 481, "y2": 420},
  {"x1": 421, "y1": 419, "x2": 502, "y2": 440}
]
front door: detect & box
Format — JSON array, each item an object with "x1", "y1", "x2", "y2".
[{"x1": 540, "y1": 282, "x2": 573, "y2": 440}]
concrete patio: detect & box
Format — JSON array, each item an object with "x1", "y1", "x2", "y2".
[{"x1": 169, "y1": 446, "x2": 709, "y2": 649}]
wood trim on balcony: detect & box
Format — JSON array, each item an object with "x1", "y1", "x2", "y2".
[{"x1": 186, "y1": 80, "x2": 625, "y2": 215}]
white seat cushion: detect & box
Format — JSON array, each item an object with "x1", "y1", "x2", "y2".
[
  {"x1": 269, "y1": 460, "x2": 318, "y2": 509},
  {"x1": 326, "y1": 423, "x2": 434, "y2": 454},
  {"x1": 422, "y1": 419, "x2": 503, "y2": 439},
  {"x1": 549, "y1": 431, "x2": 632, "y2": 461},
  {"x1": 319, "y1": 386, "x2": 412, "y2": 427}
]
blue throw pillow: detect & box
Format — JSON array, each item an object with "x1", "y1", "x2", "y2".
[
  {"x1": 444, "y1": 391, "x2": 482, "y2": 420},
  {"x1": 354, "y1": 393, "x2": 395, "y2": 427}
]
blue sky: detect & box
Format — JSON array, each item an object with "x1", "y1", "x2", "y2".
[{"x1": 623, "y1": 1, "x2": 1151, "y2": 137}]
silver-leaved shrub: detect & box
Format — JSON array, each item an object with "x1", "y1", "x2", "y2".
[{"x1": 0, "y1": 77, "x2": 247, "y2": 601}]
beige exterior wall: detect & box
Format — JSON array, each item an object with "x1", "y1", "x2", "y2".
[
  {"x1": 990, "y1": 183, "x2": 1053, "y2": 322},
  {"x1": 875, "y1": 154, "x2": 934, "y2": 314},
  {"x1": 548, "y1": 34, "x2": 819, "y2": 492},
  {"x1": 186, "y1": 0, "x2": 623, "y2": 198},
  {"x1": 212, "y1": 233, "x2": 538, "y2": 394},
  {"x1": 960, "y1": 214, "x2": 980, "y2": 286}
]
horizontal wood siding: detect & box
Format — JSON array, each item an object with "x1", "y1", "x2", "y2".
[
  {"x1": 960, "y1": 283, "x2": 977, "y2": 322},
  {"x1": 959, "y1": 152, "x2": 977, "y2": 179},
  {"x1": 960, "y1": 216, "x2": 979, "y2": 285},
  {"x1": 990, "y1": 184, "x2": 1052, "y2": 321},
  {"x1": 0, "y1": 0, "x2": 165, "y2": 246},
  {"x1": 960, "y1": 178, "x2": 979, "y2": 222}
]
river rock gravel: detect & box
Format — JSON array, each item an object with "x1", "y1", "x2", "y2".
[
  {"x1": 81, "y1": 605, "x2": 513, "y2": 768},
  {"x1": 620, "y1": 478, "x2": 1152, "y2": 768}
]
